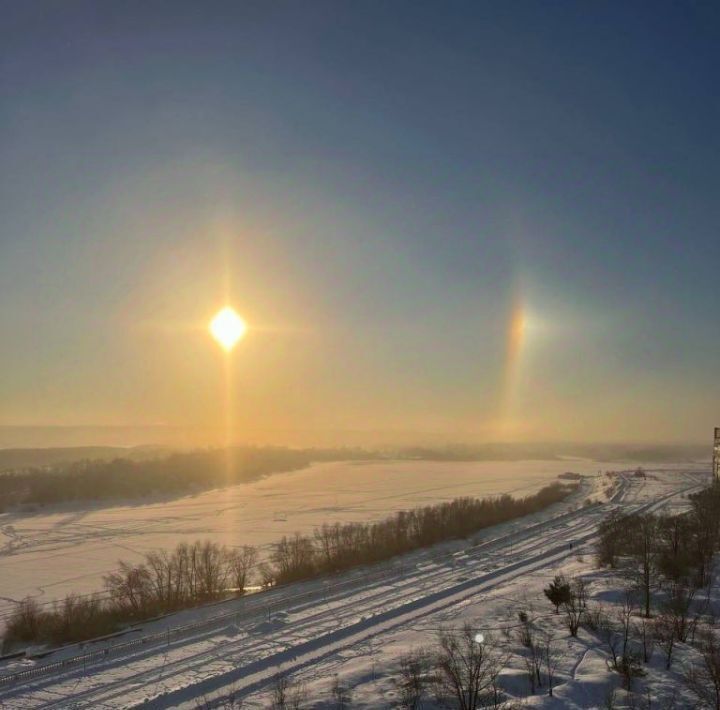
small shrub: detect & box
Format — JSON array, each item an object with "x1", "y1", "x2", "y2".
[{"x1": 544, "y1": 575, "x2": 571, "y2": 614}]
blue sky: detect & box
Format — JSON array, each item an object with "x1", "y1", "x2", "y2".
[{"x1": 1, "y1": 1, "x2": 718, "y2": 444}]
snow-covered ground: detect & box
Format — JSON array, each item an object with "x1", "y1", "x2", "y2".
[
  {"x1": 0, "y1": 464, "x2": 709, "y2": 708},
  {"x1": 0, "y1": 459, "x2": 614, "y2": 615}
]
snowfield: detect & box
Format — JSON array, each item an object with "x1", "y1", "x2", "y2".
[
  {"x1": 1, "y1": 459, "x2": 611, "y2": 616},
  {"x1": 0, "y1": 464, "x2": 710, "y2": 708}
]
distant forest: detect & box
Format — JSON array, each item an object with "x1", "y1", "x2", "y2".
[
  {"x1": 396, "y1": 442, "x2": 711, "y2": 463},
  {"x1": 0, "y1": 445, "x2": 168, "y2": 473},
  {"x1": 0, "y1": 446, "x2": 380, "y2": 510}
]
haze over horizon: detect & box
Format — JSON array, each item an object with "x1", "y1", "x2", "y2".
[
  {"x1": 2, "y1": 1, "x2": 718, "y2": 448},
  {"x1": 0, "y1": 424, "x2": 714, "y2": 451}
]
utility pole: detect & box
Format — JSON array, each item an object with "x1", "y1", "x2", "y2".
[{"x1": 714, "y1": 427, "x2": 720, "y2": 483}]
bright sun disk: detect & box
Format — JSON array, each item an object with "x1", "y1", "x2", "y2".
[{"x1": 209, "y1": 307, "x2": 247, "y2": 351}]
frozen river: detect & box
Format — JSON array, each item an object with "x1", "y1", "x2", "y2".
[{"x1": 0, "y1": 458, "x2": 622, "y2": 617}]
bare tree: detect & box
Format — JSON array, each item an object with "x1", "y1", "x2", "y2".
[
  {"x1": 271, "y1": 674, "x2": 307, "y2": 710},
  {"x1": 287, "y1": 681, "x2": 307, "y2": 710},
  {"x1": 394, "y1": 649, "x2": 430, "y2": 709},
  {"x1": 633, "y1": 615, "x2": 655, "y2": 663},
  {"x1": 314, "y1": 523, "x2": 340, "y2": 571},
  {"x1": 598, "y1": 613, "x2": 621, "y2": 671},
  {"x1": 195, "y1": 541, "x2": 228, "y2": 600},
  {"x1": 432, "y1": 625, "x2": 505, "y2": 710},
  {"x1": 684, "y1": 627, "x2": 720, "y2": 710},
  {"x1": 563, "y1": 587, "x2": 583, "y2": 638},
  {"x1": 661, "y1": 583, "x2": 696, "y2": 643},
  {"x1": 521, "y1": 646, "x2": 540, "y2": 695},
  {"x1": 515, "y1": 611, "x2": 533, "y2": 649},
  {"x1": 632, "y1": 515, "x2": 659, "y2": 619},
  {"x1": 688, "y1": 485, "x2": 720, "y2": 588},
  {"x1": 582, "y1": 603, "x2": 605, "y2": 632},
  {"x1": 257, "y1": 562, "x2": 276, "y2": 589},
  {"x1": 572, "y1": 577, "x2": 589, "y2": 609},
  {"x1": 271, "y1": 674, "x2": 290, "y2": 709},
  {"x1": 616, "y1": 591, "x2": 644, "y2": 688},
  {"x1": 600, "y1": 513, "x2": 659, "y2": 618},
  {"x1": 104, "y1": 561, "x2": 151, "y2": 616},
  {"x1": 226, "y1": 546, "x2": 257, "y2": 595},
  {"x1": 538, "y1": 630, "x2": 561, "y2": 697},
  {"x1": 2, "y1": 597, "x2": 47, "y2": 646},
  {"x1": 604, "y1": 689, "x2": 619, "y2": 709},
  {"x1": 653, "y1": 613, "x2": 676, "y2": 670},
  {"x1": 616, "y1": 591, "x2": 635, "y2": 666},
  {"x1": 331, "y1": 676, "x2": 353, "y2": 709},
  {"x1": 597, "y1": 511, "x2": 629, "y2": 568},
  {"x1": 515, "y1": 612, "x2": 541, "y2": 693},
  {"x1": 690, "y1": 582, "x2": 714, "y2": 644},
  {"x1": 272, "y1": 533, "x2": 318, "y2": 583},
  {"x1": 657, "y1": 513, "x2": 694, "y2": 583},
  {"x1": 145, "y1": 550, "x2": 174, "y2": 609}
]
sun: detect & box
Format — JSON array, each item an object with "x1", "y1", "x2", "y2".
[{"x1": 209, "y1": 307, "x2": 247, "y2": 351}]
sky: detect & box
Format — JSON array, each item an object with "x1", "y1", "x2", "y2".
[{"x1": 1, "y1": 1, "x2": 718, "y2": 447}]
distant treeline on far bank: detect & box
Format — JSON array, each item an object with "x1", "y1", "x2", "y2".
[
  {"x1": 0, "y1": 438, "x2": 707, "y2": 512},
  {"x1": 0, "y1": 446, "x2": 380, "y2": 510}
]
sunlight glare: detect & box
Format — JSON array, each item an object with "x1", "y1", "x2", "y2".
[{"x1": 209, "y1": 307, "x2": 247, "y2": 351}]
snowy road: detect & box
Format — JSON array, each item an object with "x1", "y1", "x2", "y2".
[{"x1": 0, "y1": 469, "x2": 706, "y2": 708}]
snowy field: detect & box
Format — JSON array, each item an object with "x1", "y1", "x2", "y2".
[
  {"x1": 0, "y1": 464, "x2": 711, "y2": 708},
  {"x1": 0, "y1": 458, "x2": 612, "y2": 615}
]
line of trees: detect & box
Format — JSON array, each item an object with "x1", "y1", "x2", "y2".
[
  {"x1": 2, "y1": 482, "x2": 574, "y2": 650},
  {"x1": 104, "y1": 541, "x2": 258, "y2": 616},
  {"x1": 269, "y1": 483, "x2": 573, "y2": 584},
  {"x1": 3, "y1": 541, "x2": 258, "y2": 648}
]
